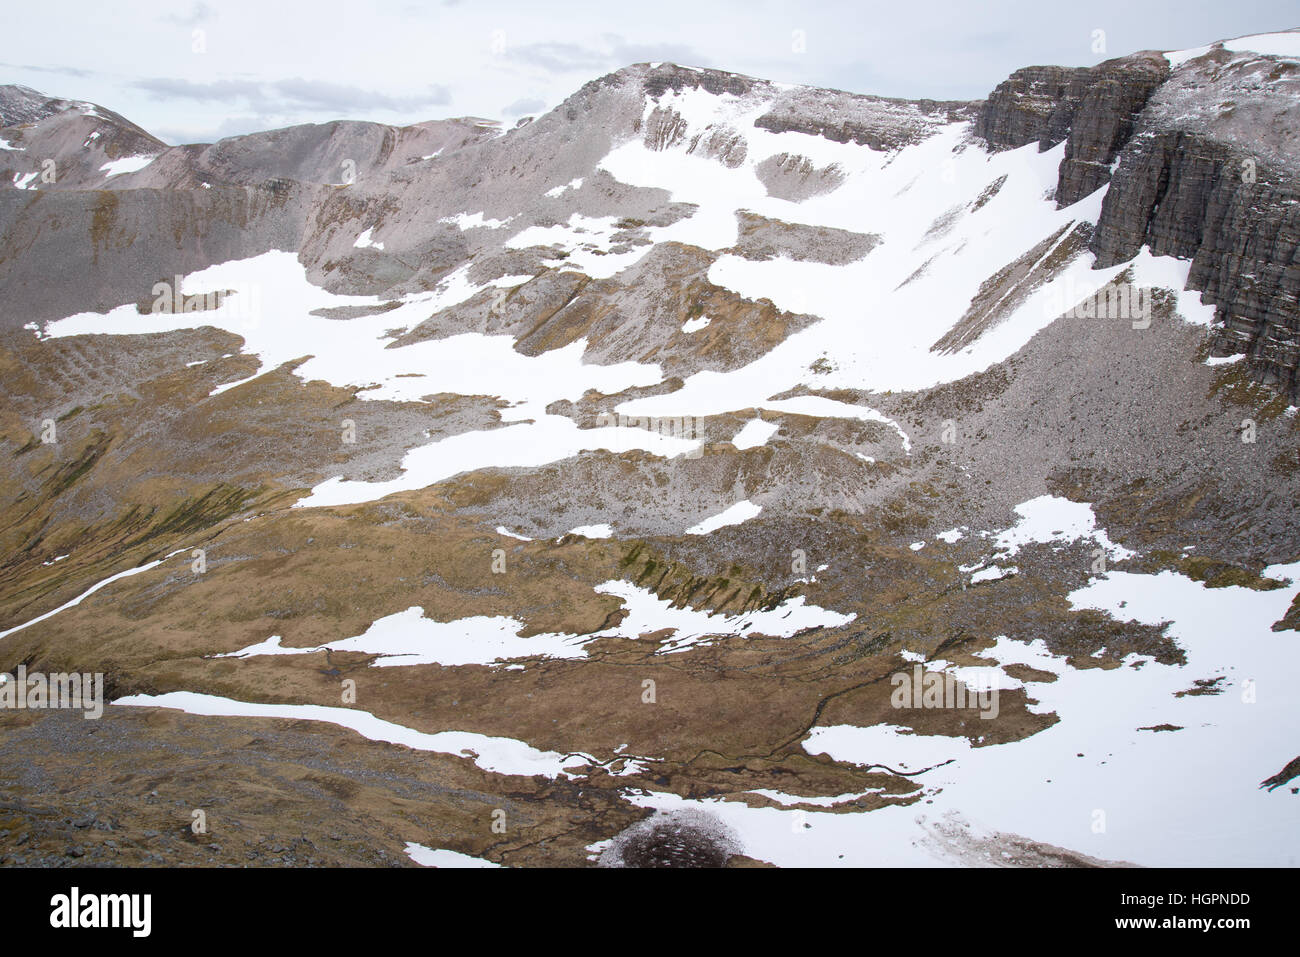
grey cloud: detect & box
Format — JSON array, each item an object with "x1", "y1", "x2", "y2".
[
  {"x1": 154, "y1": 114, "x2": 278, "y2": 146},
  {"x1": 509, "y1": 32, "x2": 708, "y2": 75},
  {"x1": 0, "y1": 62, "x2": 97, "y2": 79},
  {"x1": 133, "y1": 77, "x2": 450, "y2": 113},
  {"x1": 274, "y1": 77, "x2": 450, "y2": 111},
  {"x1": 603, "y1": 34, "x2": 709, "y2": 67},
  {"x1": 134, "y1": 77, "x2": 264, "y2": 102}
]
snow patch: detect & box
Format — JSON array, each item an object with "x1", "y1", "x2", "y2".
[
  {"x1": 100, "y1": 155, "x2": 155, "y2": 177},
  {"x1": 405, "y1": 843, "x2": 500, "y2": 867},
  {"x1": 112, "y1": 691, "x2": 592, "y2": 779},
  {"x1": 567, "y1": 523, "x2": 613, "y2": 539},
  {"x1": 730, "y1": 418, "x2": 778, "y2": 449},
  {"x1": 686, "y1": 500, "x2": 762, "y2": 535},
  {"x1": 353, "y1": 228, "x2": 384, "y2": 250}
]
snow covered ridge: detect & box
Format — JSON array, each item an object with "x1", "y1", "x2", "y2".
[{"x1": 1165, "y1": 30, "x2": 1300, "y2": 68}]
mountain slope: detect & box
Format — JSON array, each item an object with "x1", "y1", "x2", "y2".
[{"x1": 1, "y1": 32, "x2": 1299, "y2": 869}]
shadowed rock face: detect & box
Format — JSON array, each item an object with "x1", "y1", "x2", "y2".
[
  {"x1": 973, "y1": 53, "x2": 1170, "y2": 206},
  {"x1": 1053, "y1": 55, "x2": 1171, "y2": 206},
  {"x1": 0, "y1": 184, "x2": 317, "y2": 330},
  {"x1": 1090, "y1": 46, "x2": 1300, "y2": 398},
  {"x1": 976, "y1": 40, "x2": 1300, "y2": 401},
  {"x1": 1092, "y1": 132, "x2": 1300, "y2": 396},
  {"x1": 975, "y1": 64, "x2": 1094, "y2": 152}
]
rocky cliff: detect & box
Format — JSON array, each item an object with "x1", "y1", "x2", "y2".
[
  {"x1": 976, "y1": 37, "x2": 1300, "y2": 400},
  {"x1": 974, "y1": 53, "x2": 1170, "y2": 205},
  {"x1": 1092, "y1": 130, "x2": 1300, "y2": 395}
]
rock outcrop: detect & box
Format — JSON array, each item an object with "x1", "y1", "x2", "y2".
[
  {"x1": 1090, "y1": 45, "x2": 1300, "y2": 398},
  {"x1": 974, "y1": 53, "x2": 1169, "y2": 206},
  {"x1": 977, "y1": 39, "x2": 1300, "y2": 400},
  {"x1": 0, "y1": 84, "x2": 77, "y2": 127},
  {"x1": 1092, "y1": 131, "x2": 1300, "y2": 395},
  {"x1": 1053, "y1": 55, "x2": 1170, "y2": 206},
  {"x1": 975, "y1": 64, "x2": 1093, "y2": 151}
]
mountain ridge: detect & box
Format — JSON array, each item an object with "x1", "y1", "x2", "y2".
[{"x1": 1, "y1": 28, "x2": 1299, "y2": 869}]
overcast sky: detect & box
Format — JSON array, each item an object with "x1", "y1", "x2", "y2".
[{"x1": 4, "y1": 0, "x2": 1296, "y2": 144}]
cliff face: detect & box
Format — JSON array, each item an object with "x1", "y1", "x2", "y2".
[
  {"x1": 1092, "y1": 46, "x2": 1300, "y2": 396},
  {"x1": 974, "y1": 54, "x2": 1169, "y2": 206},
  {"x1": 1053, "y1": 56, "x2": 1170, "y2": 206},
  {"x1": 976, "y1": 40, "x2": 1300, "y2": 400},
  {"x1": 974, "y1": 64, "x2": 1092, "y2": 151},
  {"x1": 1091, "y1": 131, "x2": 1300, "y2": 394}
]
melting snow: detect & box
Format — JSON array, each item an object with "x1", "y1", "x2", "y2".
[
  {"x1": 40, "y1": 251, "x2": 705, "y2": 508},
  {"x1": 215, "y1": 609, "x2": 592, "y2": 667},
  {"x1": 970, "y1": 564, "x2": 1016, "y2": 584},
  {"x1": 0, "y1": 553, "x2": 182, "y2": 641},
  {"x1": 628, "y1": 561, "x2": 1300, "y2": 867},
  {"x1": 113, "y1": 691, "x2": 593, "y2": 778},
  {"x1": 567, "y1": 523, "x2": 613, "y2": 539},
  {"x1": 993, "y1": 495, "x2": 1136, "y2": 561},
  {"x1": 686, "y1": 500, "x2": 762, "y2": 534},
  {"x1": 100, "y1": 155, "x2": 155, "y2": 177},
  {"x1": 592, "y1": 579, "x2": 854, "y2": 654},
  {"x1": 441, "y1": 211, "x2": 512, "y2": 230},
  {"x1": 352, "y1": 228, "x2": 384, "y2": 250},
  {"x1": 544, "y1": 177, "x2": 583, "y2": 197},
  {"x1": 404, "y1": 843, "x2": 500, "y2": 867},
  {"x1": 730, "y1": 418, "x2": 778, "y2": 449}
]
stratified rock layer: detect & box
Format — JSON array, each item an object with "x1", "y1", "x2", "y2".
[{"x1": 977, "y1": 40, "x2": 1300, "y2": 400}]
